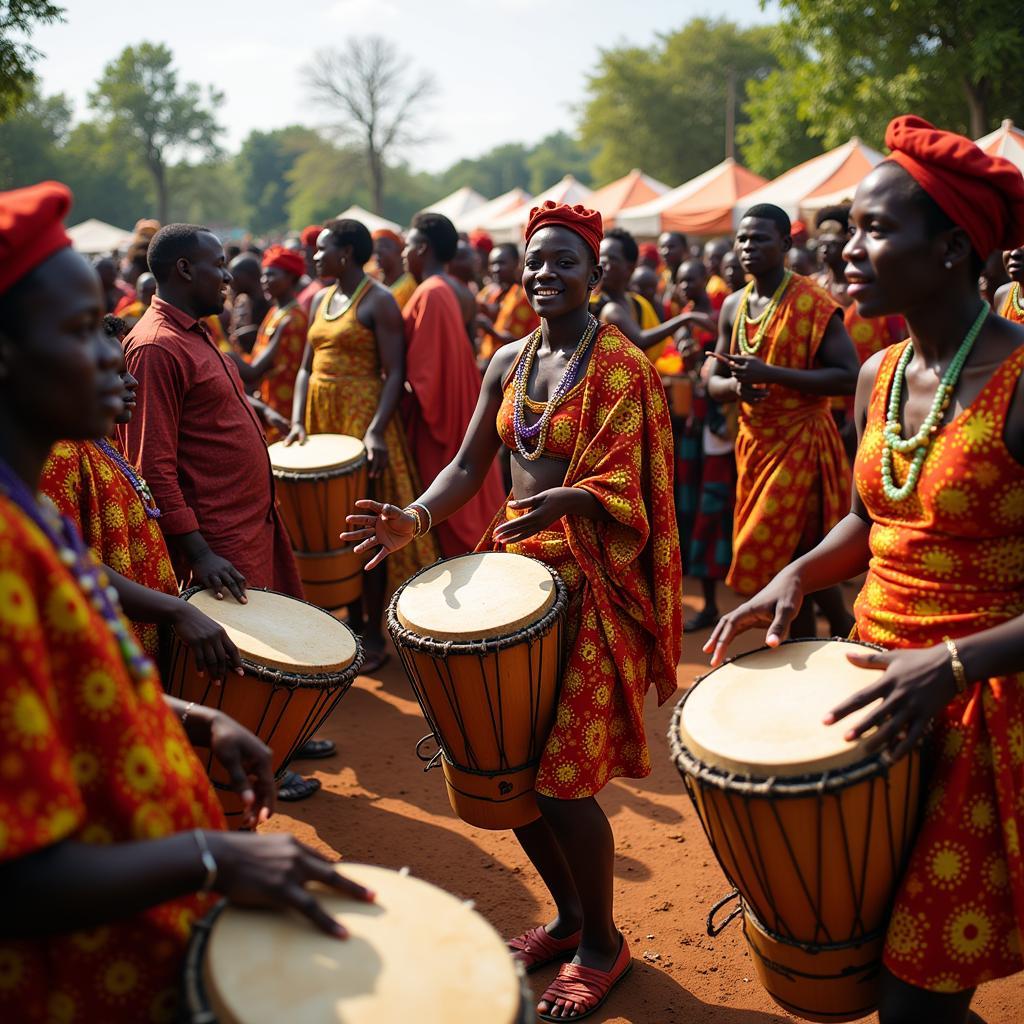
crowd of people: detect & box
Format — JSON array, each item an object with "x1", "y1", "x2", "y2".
[{"x1": 2, "y1": 110, "x2": 1024, "y2": 1023}]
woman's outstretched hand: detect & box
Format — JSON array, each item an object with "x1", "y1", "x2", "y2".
[{"x1": 340, "y1": 499, "x2": 418, "y2": 570}]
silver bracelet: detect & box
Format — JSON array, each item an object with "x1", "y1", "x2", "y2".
[
  {"x1": 181, "y1": 700, "x2": 196, "y2": 726},
  {"x1": 193, "y1": 828, "x2": 218, "y2": 894}
]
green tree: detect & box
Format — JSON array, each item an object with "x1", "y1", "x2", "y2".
[
  {"x1": 167, "y1": 158, "x2": 246, "y2": 229},
  {"x1": 0, "y1": 1, "x2": 64, "y2": 119},
  {"x1": 0, "y1": 81, "x2": 69, "y2": 186},
  {"x1": 88, "y1": 43, "x2": 222, "y2": 223},
  {"x1": 238, "y1": 126, "x2": 320, "y2": 234},
  {"x1": 525, "y1": 131, "x2": 596, "y2": 193},
  {"x1": 439, "y1": 142, "x2": 531, "y2": 197},
  {"x1": 579, "y1": 19, "x2": 778, "y2": 185},
  {"x1": 286, "y1": 138, "x2": 369, "y2": 229}
]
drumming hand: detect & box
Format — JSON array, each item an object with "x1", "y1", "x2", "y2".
[
  {"x1": 192, "y1": 549, "x2": 247, "y2": 603},
  {"x1": 341, "y1": 499, "x2": 417, "y2": 570},
  {"x1": 264, "y1": 408, "x2": 292, "y2": 440},
  {"x1": 363, "y1": 429, "x2": 389, "y2": 479},
  {"x1": 171, "y1": 601, "x2": 244, "y2": 682},
  {"x1": 209, "y1": 713, "x2": 275, "y2": 827},
  {"x1": 282, "y1": 422, "x2": 307, "y2": 447},
  {"x1": 823, "y1": 645, "x2": 957, "y2": 761},
  {"x1": 206, "y1": 832, "x2": 376, "y2": 937},
  {"x1": 493, "y1": 487, "x2": 590, "y2": 545},
  {"x1": 703, "y1": 570, "x2": 805, "y2": 667}
]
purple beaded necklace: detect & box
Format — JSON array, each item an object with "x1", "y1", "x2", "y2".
[
  {"x1": 94, "y1": 437, "x2": 161, "y2": 518},
  {"x1": 0, "y1": 454, "x2": 152, "y2": 682}
]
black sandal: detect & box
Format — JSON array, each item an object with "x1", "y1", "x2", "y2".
[
  {"x1": 276, "y1": 770, "x2": 321, "y2": 802},
  {"x1": 293, "y1": 738, "x2": 337, "y2": 760}
]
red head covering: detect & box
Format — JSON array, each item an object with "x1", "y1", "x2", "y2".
[
  {"x1": 371, "y1": 228, "x2": 404, "y2": 248},
  {"x1": 300, "y1": 224, "x2": 322, "y2": 248},
  {"x1": 790, "y1": 220, "x2": 808, "y2": 246},
  {"x1": 469, "y1": 229, "x2": 493, "y2": 255},
  {"x1": 884, "y1": 115, "x2": 1024, "y2": 257},
  {"x1": 525, "y1": 201, "x2": 603, "y2": 261},
  {"x1": 0, "y1": 181, "x2": 73, "y2": 294},
  {"x1": 261, "y1": 244, "x2": 306, "y2": 278},
  {"x1": 638, "y1": 241, "x2": 661, "y2": 267}
]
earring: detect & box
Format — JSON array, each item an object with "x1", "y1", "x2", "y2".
[{"x1": 944, "y1": 259, "x2": 953, "y2": 269}]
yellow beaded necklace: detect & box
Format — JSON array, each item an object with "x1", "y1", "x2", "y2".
[{"x1": 736, "y1": 270, "x2": 793, "y2": 356}]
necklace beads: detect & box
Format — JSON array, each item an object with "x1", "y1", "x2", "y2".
[
  {"x1": 323, "y1": 276, "x2": 370, "y2": 321},
  {"x1": 1012, "y1": 282, "x2": 1024, "y2": 318},
  {"x1": 94, "y1": 438, "x2": 161, "y2": 518},
  {"x1": 736, "y1": 270, "x2": 792, "y2": 356},
  {"x1": 880, "y1": 303, "x2": 989, "y2": 502}
]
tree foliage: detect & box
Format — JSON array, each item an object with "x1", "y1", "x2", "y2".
[
  {"x1": 0, "y1": 1, "x2": 64, "y2": 119},
  {"x1": 238, "y1": 126, "x2": 320, "y2": 234},
  {"x1": 89, "y1": 43, "x2": 222, "y2": 223},
  {"x1": 0, "y1": 80, "x2": 68, "y2": 185},
  {"x1": 526, "y1": 132, "x2": 596, "y2": 193},
  {"x1": 580, "y1": 19, "x2": 778, "y2": 185}
]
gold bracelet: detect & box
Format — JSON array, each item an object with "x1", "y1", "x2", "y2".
[
  {"x1": 410, "y1": 501, "x2": 433, "y2": 534},
  {"x1": 403, "y1": 505, "x2": 424, "y2": 536},
  {"x1": 943, "y1": 636, "x2": 968, "y2": 694}
]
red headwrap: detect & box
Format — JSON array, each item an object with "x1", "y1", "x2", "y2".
[
  {"x1": 261, "y1": 244, "x2": 306, "y2": 278},
  {"x1": 0, "y1": 181, "x2": 73, "y2": 294},
  {"x1": 525, "y1": 201, "x2": 603, "y2": 261},
  {"x1": 885, "y1": 115, "x2": 1024, "y2": 257},
  {"x1": 371, "y1": 228, "x2": 404, "y2": 248},
  {"x1": 790, "y1": 220, "x2": 808, "y2": 246},
  {"x1": 469, "y1": 229, "x2": 493, "y2": 255},
  {"x1": 300, "y1": 224, "x2": 322, "y2": 248},
  {"x1": 638, "y1": 241, "x2": 661, "y2": 267}
]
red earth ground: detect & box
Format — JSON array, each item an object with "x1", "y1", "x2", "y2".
[{"x1": 265, "y1": 580, "x2": 1022, "y2": 1024}]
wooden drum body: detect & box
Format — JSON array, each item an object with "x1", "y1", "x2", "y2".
[
  {"x1": 662, "y1": 374, "x2": 694, "y2": 419},
  {"x1": 268, "y1": 433, "x2": 368, "y2": 609},
  {"x1": 165, "y1": 588, "x2": 361, "y2": 827},
  {"x1": 182, "y1": 863, "x2": 535, "y2": 1024},
  {"x1": 670, "y1": 640, "x2": 923, "y2": 1023},
  {"x1": 388, "y1": 553, "x2": 568, "y2": 831}
]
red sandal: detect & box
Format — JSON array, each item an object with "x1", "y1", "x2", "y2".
[
  {"x1": 538, "y1": 935, "x2": 632, "y2": 1021},
  {"x1": 507, "y1": 925, "x2": 581, "y2": 973}
]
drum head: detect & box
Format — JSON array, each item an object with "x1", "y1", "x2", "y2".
[
  {"x1": 203, "y1": 864, "x2": 521, "y2": 1024},
  {"x1": 268, "y1": 433, "x2": 366, "y2": 474},
  {"x1": 677, "y1": 640, "x2": 886, "y2": 776},
  {"x1": 186, "y1": 589, "x2": 357, "y2": 673},
  {"x1": 396, "y1": 552, "x2": 556, "y2": 640}
]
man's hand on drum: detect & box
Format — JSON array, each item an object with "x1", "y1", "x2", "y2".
[
  {"x1": 171, "y1": 601, "x2": 244, "y2": 682},
  {"x1": 362, "y1": 428, "x2": 389, "y2": 478},
  {"x1": 703, "y1": 570, "x2": 806, "y2": 667},
  {"x1": 191, "y1": 548, "x2": 247, "y2": 603},
  {"x1": 209, "y1": 713, "x2": 276, "y2": 827},
  {"x1": 492, "y1": 487, "x2": 589, "y2": 545},
  {"x1": 341, "y1": 499, "x2": 417, "y2": 569},
  {"x1": 205, "y1": 832, "x2": 376, "y2": 937},
  {"x1": 283, "y1": 422, "x2": 307, "y2": 447},
  {"x1": 823, "y1": 644, "x2": 958, "y2": 761}
]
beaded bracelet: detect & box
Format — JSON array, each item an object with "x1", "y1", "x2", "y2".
[
  {"x1": 193, "y1": 829, "x2": 218, "y2": 894},
  {"x1": 943, "y1": 636, "x2": 968, "y2": 694}
]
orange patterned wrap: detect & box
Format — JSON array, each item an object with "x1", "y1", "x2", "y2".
[
  {"x1": 855, "y1": 342, "x2": 1024, "y2": 991},
  {"x1": 999, "y1": 283, "x2": 1024, "y2": 326},
  {"x1": 727, "y1": 275, "x2": 850, "y2": 595},
  {"x1": 39, "y1": 440, "x2": 177, "y2": 658},
  {"x1": 306, "y1": 285, "x2": 439, "y2": 594},
  {"x1": 479, "y1": 283, "x2": 540, "y2": 360},
  {"x1": 249, "y1": 302, "x2": 308, "y2": 442},
  {"x1": 480, "y1": 325, "x2": 683, "y2": 798},
  {"x1": 0, "y1": 496, "x2": 224, "y2": 1024}
]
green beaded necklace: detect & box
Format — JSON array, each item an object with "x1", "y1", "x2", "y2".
[{"x1": 880, "y1": 303, "x2": 989, "y2": 502}]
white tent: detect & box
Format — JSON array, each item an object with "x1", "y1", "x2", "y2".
[
  {"x1": 421, "y1": 185, "x2": 487, "y2": 223},
  {"x1": 67, "y1": 219, "x2": 135, "y2": 255},
  {"x1": 455, "y1": 187, "x2": 531, "y2": 233},
  {"x1": 485, "y1": 176, "x2": 593, "y2": 242},
  {"x1": 336, "y1": 205, "x2": 402, "y2": 235},
  {"x1": 975, "y1": 119, "x2": 1024, "y2": 176}
]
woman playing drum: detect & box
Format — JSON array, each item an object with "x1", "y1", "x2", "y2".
[
  {"x1": 705, "y1": 117, "x2": 1024, "y2": 1024},
  {"x1": 343, "y1": 201, "x2": 683, "y2": 1021},
  {"x1": 0, "y1": 182, "x2": 372, "y2": 1024}
]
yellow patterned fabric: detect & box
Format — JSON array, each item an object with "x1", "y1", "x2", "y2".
[
  {"x1": 855, "y1": 342, "x2": 1024, "y2": 991},
  {"x1": 389, "y1": 272, "x2": 417, "y2": 311},
  {"x1": 306, "y1": 284, "x2": 438, "y2": 593}
]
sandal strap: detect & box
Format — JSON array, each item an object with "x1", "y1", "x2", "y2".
[
  {"x1": 540, "y1": 939, "x2": 630, "y2": 1010},
  {"x1": 508, "y1": 926, "x2": 578, "y2": 966}
]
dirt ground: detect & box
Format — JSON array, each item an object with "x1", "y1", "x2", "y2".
[{"x1": 265, "y1": 580, "x2": 1022, "y2": 1024}]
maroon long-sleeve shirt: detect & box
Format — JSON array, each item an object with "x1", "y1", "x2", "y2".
[{"x1": 120, "y1": 296, "x2": 301, "y2": 596}]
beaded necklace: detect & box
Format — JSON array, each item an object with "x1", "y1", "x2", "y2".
[
  {"x1": 512, "y1": 315, "x2": 597, "y2": 461},
  {"x1": 1011, "y1": 282, "x2": 1024, "y2": 318},
  {"x1": 93, "y1": 437, "x2": 161, "y2": 519},
  {"x1": 0, "y1": 455, "x2": 151, "y2": 681},
  {"x1": 736, "y1": 270, "x2": 793, "y2": 355},
  {"x1": 323, "y1": 276, "x2": 371, "y2": 321},
  {"x1": 881, "y1": 303, "x2": 989, "y2": 502}
]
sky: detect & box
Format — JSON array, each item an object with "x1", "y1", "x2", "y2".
[{"x1": 29, "y1": 0, "x2": 778, "y2": 174}]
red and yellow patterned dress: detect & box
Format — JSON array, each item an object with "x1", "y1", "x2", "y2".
[
  {"x1": 854, "y1": 342, "x2": 1024, "y2": 992},
  {"x1": 728, "y1": 275, "x2": 850, "y2": 595},
  {"x1": 248, "y1": 301, "x2": 308, "y2": 442},
  {"x1": 485, "y1": 325, "x2": 683, "y2": 798},
  {"x1": 0, "y1": 495, "x2": 224, "y2": 1024},
  {"x1": 306, "y1": 283, "x2": 439, "y2": 594},
  {"x1": 999, "y1": 282, "x2": 1024, "y2": 326},
  {"x1": 39, "y1": 440, "x2": 176, "y2": 658}
]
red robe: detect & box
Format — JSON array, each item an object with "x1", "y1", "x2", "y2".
[
  {"x1": 403, "y1": 275, "x2": 505, "y2": 557},
  {"x1": 120, "y1": 297, "x2": 302, "y2": 596}
]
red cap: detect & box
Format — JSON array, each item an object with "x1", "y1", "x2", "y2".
[
  {"x1": 885, "y1": 115, "x2": 1024, "y2": 257},
  {"x1": 371, "y1": 228, "x2": 404, "y2": 247},
  {"x1": 0, "y1": 181, "x2": 73, "y2": 294},
  {"x1": 300, "y1": 224, "x2": 322, "y2": 247},
  {"x1": 638, "y1": 241, "x2": 661, "y2": 266},
  {"x1": 261, "y1": 244, "x2": 306, "y2": 278},
  {"x1": 469, "y1": 229, "x2": 493, "y2": 255},
  {"x1": 525, "y1": 201, "x2": 603, "y2": 261},
  {"x1": 790, "y1": 220, "x2": 808, "y2": 245}
]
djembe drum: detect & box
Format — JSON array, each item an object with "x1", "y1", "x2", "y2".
[
  {"x1": 268, "y1": 433, "x2": 368, "y2": 610},
  {"x1": 165, "y1": 588, "x2": 361, "y2": 827},
  {"x1": 182, "y1": 864, "x2": 535, "y2": 1024},
  {"x1": 669, "y1": 639, "x2": 923, "y2": 1023},
  {"x1": 388, "y1": 552, "x2": 568, "y2": 830}
]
